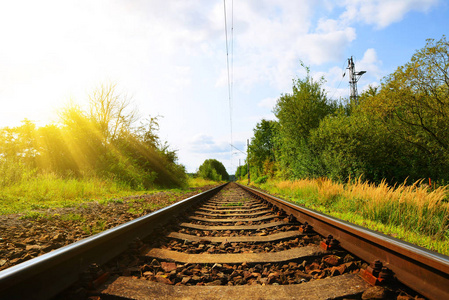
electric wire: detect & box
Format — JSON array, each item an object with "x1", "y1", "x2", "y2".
[
  {"x1": 223, "y1": 0, "x2": 234, "y2": 171},
  {"x1": 329, "y1": 59, "x2": 349, "y2": 100},
  {"x1": 231, "y1": 0, "x2": 234, "y2": 162}
]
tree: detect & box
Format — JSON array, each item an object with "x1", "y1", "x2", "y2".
[
  {"x1": 89, "y1": 83, "x2": 138, "y2": 145},
  {"x1": 0, "y1": 84, "x2": 188, "y2": 188},
  {"x1": 197, "y1": 159, "x2": 229, "y2": 181},
  {"x1": 235, "y1": 164, "x2": 247, "y2": 180},
  {"x1": 309, "y1": 108, "x2": 412, "y2": 183},
  {"x1": 374, "y1": 36, "x2": 449, "y2": 152},
  {"x1": 273, "y1": 64, "x2": 335, "y2": 178},
  {"x1": 364, "y1": 35, "x2": 449, "y2": 180},
  {"x1": 248, "y1": 119, "x2": 279, "y2": 178}
]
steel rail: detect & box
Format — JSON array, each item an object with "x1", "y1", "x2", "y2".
[
  {"x1": 237, "y1": 183, "x2": 449, "y2": 300},
  {"x1": 0, "y1": 184, "x2": 226, "y2": 300}
]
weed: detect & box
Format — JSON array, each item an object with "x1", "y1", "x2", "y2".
[
  {"x1": 82, "y1": 220, "x2": 107, "y2": 235},
  {"x1": 222, "y1": 202, "x2": 243, "y2": 207},
  {"x1": 60, "y1": 213, "x2": 85, "y2": 222},
  {"x1": 20, "y1": 211, "x2": 50, "y2": 220}
]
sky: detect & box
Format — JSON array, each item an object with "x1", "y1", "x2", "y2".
[{"x1": 0, "y1": 0, "x2": 448, "y2": 175}]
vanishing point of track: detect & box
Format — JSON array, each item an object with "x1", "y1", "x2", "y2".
[{"x1": 0, "y1": 183, "x2": 448, "y2": 299}]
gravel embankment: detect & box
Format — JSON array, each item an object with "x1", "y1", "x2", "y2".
[{"x1": 0, "y1": 186, "x2": 217, "y2": 272}]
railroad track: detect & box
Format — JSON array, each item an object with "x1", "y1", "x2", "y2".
[{"x1": 1, "y1": 183, "x2": 448, "y2": 299}]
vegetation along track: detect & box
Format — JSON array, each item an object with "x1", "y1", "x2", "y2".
[{"x1": 1, "y1": 183, "x2": 448, "y2": 299}]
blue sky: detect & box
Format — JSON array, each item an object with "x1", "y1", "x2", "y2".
[{"x1": 0, "y1": 0, "x2": 448, "y2": 174}]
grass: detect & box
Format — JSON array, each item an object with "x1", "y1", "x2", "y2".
[
  {"x1": 0, "y1": 174, "x2": 139, "y2": 215},
  {"x1": 251, "y1": 177, "x2": 449, "y2": 256},
  {"x1": 0, "y1": 174, "x2": 221, "y2": 215},
  {"x1": 188, "y1": 177, "x2": 222, "y2": 188},
  {"x1": 222, "y1": 202, "x2": 243, "y2": 207},
  {"x1": 82, "y1": 220, "x2": 107, "y2": 235}
]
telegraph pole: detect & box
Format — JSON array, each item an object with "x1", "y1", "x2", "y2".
[
  {"x1": 247, "y1": 139, "x2": 250, "y2": 185},
  {"x1": 347, "y1": 56, "x2": 366, "y2": 103}
]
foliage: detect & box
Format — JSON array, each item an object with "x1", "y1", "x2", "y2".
[
  {"x1": 242, "y1": 36, "x2": 449, "y2": 255},
  {"x1": 248, "y1": 119, "x2": 279, "y2": 179},
  {"x1": 254, "y1": 175, "x2": 268, "y2": 184},
  {"x1": 247, "y1": 36, "x2": 449, "y2": 185},
  {"x1": 235, "y1": 165, "x2": 248, "y2": 181},
  {"x1": 363, "y1": 36, "x2": 449, "y2": 181},
  {"x1": 0, "y1": 84, "x2": 188, "y2": 190},
  {"x1": 273, "y1": 64, "x2": 336, "y2": 179},
  {"x1": 197, "y1": 159, "x2": 229, "y2": 181}
]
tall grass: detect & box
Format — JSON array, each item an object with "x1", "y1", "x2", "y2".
[
  {"x1": 188, "y1": 177, "x2": 222, "y2": 188},
  {"x1": 0, "y1": 173, "x2": 137, "y2": 215},
  {"x1": 258, "y1": 177, "x2": 449, "y2": 255},
  {"x1": 0, "y1": 174, "x2": 222, "y2": 215}
]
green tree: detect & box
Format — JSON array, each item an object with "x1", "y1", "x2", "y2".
[
  {"x1": 273, "y1": 64, "x2": 335, "y2": 178},
  {"x1": 248, "y1": 119, "x2": 279, "y2": 178},
  {"x1": 365, "y1": 35, "x2": 449, "y2": 181},
  {"x1": 35, "y1": 124, "x2": 79, "y2": 176},
  {"x1": 197, "y1": 159, "x2": 229, "y2": 181},
  {"x1": 0, "y1": 84, "x2": 188, "y2": 189},
  {"x1": 235, "y1": 164, "x2": 247, "y2": 180},
  {"x1": 309, "y1": 108, "x2": 412, "y2": 183}
]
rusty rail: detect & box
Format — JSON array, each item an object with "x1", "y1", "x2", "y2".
[
  {"x1": 0, "y1": 184, "x2": 226, "y2": 300},
  {"x1": 237, "y1": 183, "x2": 449, "y2": 300}
]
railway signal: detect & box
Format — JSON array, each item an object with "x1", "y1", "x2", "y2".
[{"x1": 345, "y1": 56, "x2": 366, "y2": 103}]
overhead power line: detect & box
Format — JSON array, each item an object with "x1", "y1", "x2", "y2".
[
  {"x1": 329, "y1": 60, "x2": 348, "y2": 100},
  {"x1": 223, "y1": 0, "x2": 234, "y2": 170}
]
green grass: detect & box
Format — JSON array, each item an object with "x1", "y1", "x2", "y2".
[
  {"x1": 0, "y1": 174, "x2": 221, "y2": 216},
  {"x1": 19, "y1": 211, "x2": 51, "y2": 220},
  {"x1": 0, "y1": 174, "x2": 138, "y2": 215},
  {"x1": 82, "y1": 220, "x2": 107, "y2": 235},
  {"x1": 222, "y1": 202, "x2": 243, "y2": 207},
  {"x1": 188, "y1": 177, "x2": 223, "y2": 188},
  {"x1": 59, "y1": 213, "x2": 85, "y2": 222},
  {"x1": 251, "y1": 178, "x2": 449, "y2": 256}
]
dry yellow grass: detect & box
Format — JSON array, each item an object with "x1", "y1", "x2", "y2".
[
  {"x1": 274, "y1": 177, "x2": 447, "y2": 214},
  {"x1": 257, "y1": 177, "x2": 449, "y2": 254}
]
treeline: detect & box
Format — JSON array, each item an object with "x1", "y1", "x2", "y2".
[
  {"x1": 196, "y1": 159, "x2": 229, "y2": 181},
  {"x1": 0, "y1": 84, "x2": 187, "y2": 188},
  {"x1": 237, "y1": 36, "x2": 449, "y2": 185}
]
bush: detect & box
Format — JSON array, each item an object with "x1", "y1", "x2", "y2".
[
  {"x1": 254, "y1": 175, "x2": 269, "y2": 184},
  {"x1": 197, "y1": 159, "x2": 228, "y2": 181}
]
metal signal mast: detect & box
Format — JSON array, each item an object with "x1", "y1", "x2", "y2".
[{"x1": 346, "y1": 56, "x2": 366, "y2": 102}]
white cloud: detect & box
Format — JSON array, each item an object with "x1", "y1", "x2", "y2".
[
  {"x1": 357, "y1": 48, "x2": 383, "y2": 81},
  {"x1": 339, "y1": 0, "x2": 439, "y2": 29},
  {"x1": 214, "y1": 0, "x2": 360, "y2": 91},
  {"x1": 258, "y1": 97, "x2": 278, "y2": 109},
  {"x1": 189, "y1": 134, "x2": 230, "y2": 154},
  {"x1": 300, "y1": 26, "x2": 357, "y2": 65}
]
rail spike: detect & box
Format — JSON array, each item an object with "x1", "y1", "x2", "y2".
[
  {"x1": 360, "y1": 260, "x2": 394, "y2": 286},
  {"x1": 320, "y1": 234, "x2": 340, "y2": 251}
]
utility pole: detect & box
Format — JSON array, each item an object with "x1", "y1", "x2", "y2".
[
  {"x1": 230, "y1": 144, "x2": 246, "y2": 182},
  {"x1": 247, "y1": 139, "x2": 250, "y2": 185},
  {"x1": 347, "y1": 56, "x2": 366, "y2": 103},
  {"x1": 238, "y1": 159, "x2": 241, "y2": 181}
]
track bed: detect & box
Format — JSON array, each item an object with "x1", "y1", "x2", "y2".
[
  {"x1": 2, "y1": 183, "x2": 447, "y2": 299},
  {"x1": 81, "y1": 183, "x2": 422, "y2": 299}
]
